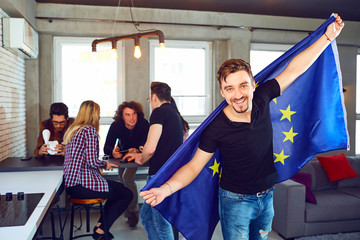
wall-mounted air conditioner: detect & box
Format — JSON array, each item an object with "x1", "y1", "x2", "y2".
[{"x1": 2, "y1": 18, "x2": 39, "y2": 59}]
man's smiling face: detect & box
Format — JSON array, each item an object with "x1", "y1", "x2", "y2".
[{"x1": 220, "y1": 70, "x2": 255, "y2": 114}]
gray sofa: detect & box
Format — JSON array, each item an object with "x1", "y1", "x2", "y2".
[{"x1": 272, "y1": 155, "x2": 360, "y2": 239}]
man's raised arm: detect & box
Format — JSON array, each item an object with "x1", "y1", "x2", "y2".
[{"x1": 276, "y1": 14, "x2": 344, "y2": 92}]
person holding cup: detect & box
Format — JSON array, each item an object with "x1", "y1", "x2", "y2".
[{"x1": 34, "y1": 102, "x2": 74, "y2": 157}]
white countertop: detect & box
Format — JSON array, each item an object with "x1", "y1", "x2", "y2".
[{"x1": 0, "y1": 170, "x2": 63, "y2": 240}]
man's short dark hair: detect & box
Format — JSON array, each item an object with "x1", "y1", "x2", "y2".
[
  {"x1": 50, "y1": 102, "x2": 69, "y2": 119},
  {"x1": 151, "y1": 82, "x2": 171, "y2": 102},
  {"x1": 217, "y1": 59, "x2": 254, "y2": 88}
]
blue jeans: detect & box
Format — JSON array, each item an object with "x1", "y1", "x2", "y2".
[
  {"x1": 140, "y1": 176, "x2": 174, "y2": 240},
  {"x1": 219, "y1": 187, "x2": 275, "y2": 240}
]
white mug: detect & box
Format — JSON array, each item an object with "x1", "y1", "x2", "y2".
[{"x1": 47, "y1": 140, "x2": 59, "y2": 155}]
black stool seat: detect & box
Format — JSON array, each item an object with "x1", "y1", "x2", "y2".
[{"x1": 69, "y1": 198, "x2": 107, "y2": 240}]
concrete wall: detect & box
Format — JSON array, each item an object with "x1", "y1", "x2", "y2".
[
  {"x1": 0, "y1": 0, "x2": 37, "y2": 27},
  {"x1": 1, "y1": 2, "x2": 360, "y2": 156},
  {"x1": 0, "y1": 8, "x2": 27, "y2": 160}
]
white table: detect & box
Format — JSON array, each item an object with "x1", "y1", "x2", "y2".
[{"x1": 0, "y1": 170, "x2": 63, "y2": 240}]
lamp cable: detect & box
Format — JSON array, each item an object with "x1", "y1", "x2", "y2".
[
  {"x1": 111, "y1": 0, "x2": 122, "y2": 37},
  {"x1": 130, "y1": 0, "x2": 156, "y2": 32}
]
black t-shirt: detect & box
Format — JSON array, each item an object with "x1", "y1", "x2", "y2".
[
  {"x1": 199, "y1": 79, "x2": 281, "y2": 194},
  {"x1": 149, "y1": 103, "x2": 183, "y2": 175},
  {"x1": 103, "y1": 118, "x2": 149, "y2": 156}
]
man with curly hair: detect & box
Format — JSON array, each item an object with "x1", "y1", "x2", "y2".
[{"x1": 104, "y1": 101, "x2": 149, "y2": 228}]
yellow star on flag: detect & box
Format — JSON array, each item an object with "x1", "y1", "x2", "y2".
[
  {"x1": 280, "y1": 104, "x2": 296, "y2": 122},
  {"x1": 274, "y1": 150, "x2": 290, "y2": 165},
  {"x1": 282, "y1": 127, "x2": 298, "y2": 143},
  {"x1": 255, "y1": 81, "x2": 259, "y2": 88},
  {"x1": 209, "y1": 158, "x2": 220, "y2": 177}
]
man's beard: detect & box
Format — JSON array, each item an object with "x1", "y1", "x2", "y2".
[
  {"x1": 232, "y1": 104, "x2": 249, "y2": 114},
  {"x1": 231, "y1": 97, "x2": 249, "y2": 114}
]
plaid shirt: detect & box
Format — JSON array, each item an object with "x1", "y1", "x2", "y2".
[{"x1": 63, "y1": 125, "x2": 108, "y2": 192}]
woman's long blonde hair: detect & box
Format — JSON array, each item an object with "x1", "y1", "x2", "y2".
[{"x1": 63, "y1": 100, "x2": 100, "y2": 144}]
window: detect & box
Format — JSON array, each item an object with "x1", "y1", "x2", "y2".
[
  {"x1": 149, "y1": 40, "x2": 212, "y2": 132},
  {"x1": 54, "y1": 37, "x2": 125, "y2": 154},
  {"x1": 250, "y1": 43, "x2": 292, "y2": 76},
  {"x1": 356, "y1": 53, "x2": 360, "y2": 154}
]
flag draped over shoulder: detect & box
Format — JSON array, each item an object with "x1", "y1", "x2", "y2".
[
  {"x1": 142, "y1": 15, "x2": 348, "y2": 240},
  {"x1": 255, "y1": 15, "x2": 348, "y2": 182}
]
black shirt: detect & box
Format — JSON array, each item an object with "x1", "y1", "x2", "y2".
[
  {"x1": 103, "y1": 118, "x2": 149, "y2": 156},
  {"x1": 199, "y1": 79, "x2": 280, "y2": 194},
  {"x1": 149, "y1": 103, "x2": 183, "y2": 175}
]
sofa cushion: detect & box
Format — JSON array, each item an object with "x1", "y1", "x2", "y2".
[
  {"x1": 339, "y1": 188, "x2": 360, "y2": 198},
  {"x1": 291, "y1": 173, "x2": 317, "y2": 204},
  {"x1": 305, "y1": 189, "x2": 360, "y2": 222},
  {"x1": 338, "y1": 157, "x2": 360, "y2": 188},
  {"x1": 317, "y1": 154, "x2": 358, "y2": 182},
  {"x1": 300, "y1": 160, "x2": 337, "y2": 191}
]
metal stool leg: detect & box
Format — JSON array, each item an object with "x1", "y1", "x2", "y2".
[
  {"x1": 56, "y1": 204, "x2": 64, "y2": 240},
  {"x1": 50, "y1": 211, "x2": 56, "y2": 239},
  {"x1": 69, "y1": 204, "x2": 75, "y2": 240},
  {"x1": 68, "y1": 198, "x2": 107, "y2": 239},
  {"x1": 86, "y1": 206, "x2": 90, "y2": 232}
]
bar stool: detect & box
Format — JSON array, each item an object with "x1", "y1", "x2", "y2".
[{"x1": 69, "y1": 198, "x2": 107, "y2": 240}]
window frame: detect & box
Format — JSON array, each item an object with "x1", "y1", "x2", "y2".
[
  {"x1": 53, "y1": 37, "x2": 127, "y2": 155},
  {"x1": 250, "y1": 43, "x2": 293, "y2": 76},
  {"x1": 149, "y1": 39, "x2": 213, "y2": 125},
  {"x1": 250, "y1": 43, "x2": 293, "y2": 52},
  {"x1": 53, "y1": 36, "x2": 125, "y2": 126}
]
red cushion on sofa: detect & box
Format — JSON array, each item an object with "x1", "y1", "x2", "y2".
[
  {"x1": 291, "y1": 172, "x2": 317, "y2": 204},
  {"x1": 317, "y1": 154, "x2": 359, "y2": 182}
]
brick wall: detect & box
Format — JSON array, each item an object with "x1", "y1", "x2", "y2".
[{"x1": 0, "y1": 8, "x2": 27, "y2": 160}]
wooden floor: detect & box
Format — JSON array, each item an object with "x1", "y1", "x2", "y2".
[
  {"x1": 37, "y1": 204, "x2": 285, "y2": 240},
  {"x1": 36, "y1": 171, "x2": 285, "y2": 239}
]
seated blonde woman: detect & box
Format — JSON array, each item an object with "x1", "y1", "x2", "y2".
[{"x1": 63, "y1": 100, "x2": 133, "y2": 240}]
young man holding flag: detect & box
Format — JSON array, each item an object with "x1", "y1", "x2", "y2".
[{"x1": 140, "y1": 14, "x2": 344, "y2": 240}]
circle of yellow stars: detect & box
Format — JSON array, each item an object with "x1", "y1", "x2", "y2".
[
  {"x1": 258, "y1": 82, "x2": 299, "y2": 166},
  {"x1": 273, "y1": 97, "x2": 299, "y2": 165}
]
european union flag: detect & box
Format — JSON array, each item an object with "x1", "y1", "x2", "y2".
[
  {"x1": 142, "y1": 15, "x2": 348, "y2": 239},
  {"x1": 254, "y1": 15, "x2": 348, "y2": 182}
]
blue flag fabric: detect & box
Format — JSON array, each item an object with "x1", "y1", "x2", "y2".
[{"x1": 142, "y1": 15, "x2": 348, "y2": 240}]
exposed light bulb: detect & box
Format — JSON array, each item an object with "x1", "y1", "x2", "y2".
[
  {"x1": 91, "y1": 51, "x2": 97, "y2": 62},
  {"x1": 134, "y1": 45, "x2": 142, "y2": 59},
  {"x1": 159, "y1": 42, "x2": 166, "y2": 55},
  {"x1": 112, "y1": 48, "x2": 118, "y2": 60}
]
